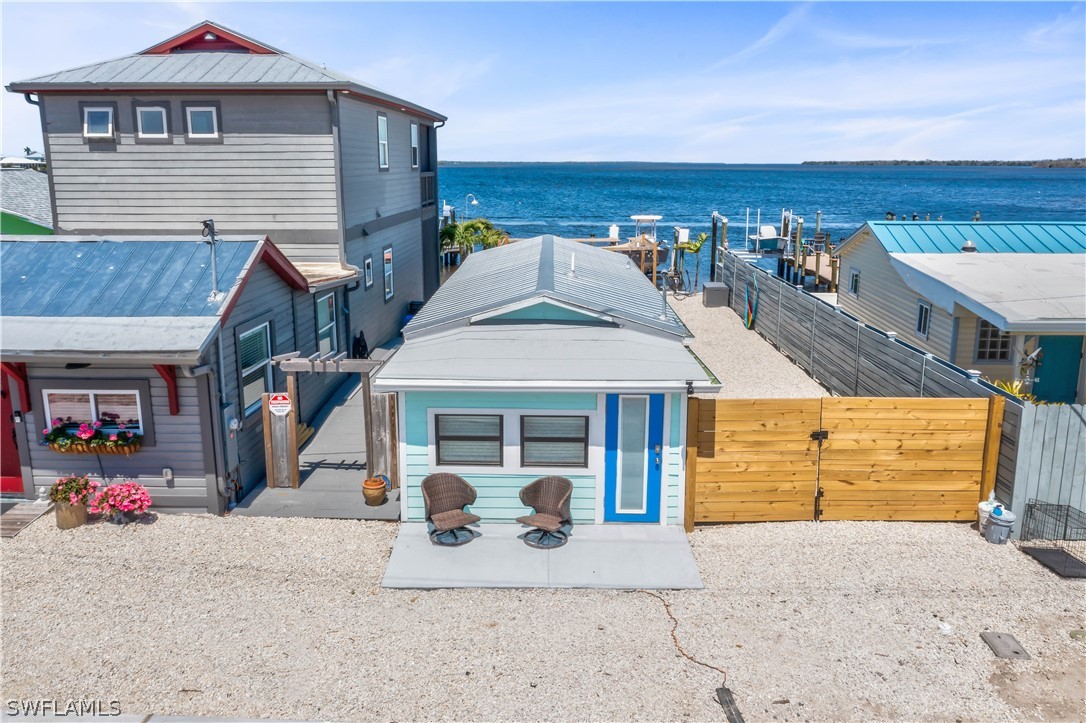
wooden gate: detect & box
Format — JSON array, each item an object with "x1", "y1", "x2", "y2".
[
  {"x1": 686, "y1": 398, "x2": 821, "y2": 524},
  {"x1": 685, "y1": 396, "x2": 1004, "y2": 530}
]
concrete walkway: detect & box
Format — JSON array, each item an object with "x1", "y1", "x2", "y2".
[
  {"x1": 232, "y1": 376, "x2": 398, "y2": 521},
  {"x1": 382, "y1": 523, "x2": 704, "y2": 589}
]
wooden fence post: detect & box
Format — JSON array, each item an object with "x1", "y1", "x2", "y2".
[
  {"x1": 980, "y1": 394, "x2": 1006, "y2": 502},
  {"x1": 684, "y1": 396, "x2": 700, "y2": 533}
]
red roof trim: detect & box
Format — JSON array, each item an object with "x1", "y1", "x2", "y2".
[
  {"x1": 218, "y1": 238, "x2": 310, "y2": 327},
  {"x1": 142, "y1": 22, "x2": 276, "y2": 55}
]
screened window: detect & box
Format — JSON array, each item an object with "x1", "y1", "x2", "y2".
[
  {"x1": 239, "y1": 323, "x2": 273, "y2": 415},
  {"x1": 410, "y1": 123, "x2": 419, "y2": 168},
  {"x1": 383, "y1": 247, "x2": 394, "y2": 300},
  {"x1": 316, "y1": 293, "x2": 337, "y2": 355},
  {"x1": 976, "y1": 320, "x2": 1011, "y2": 361},
  {"x1": 43, "y1": 390, "x2": 143, "y2": 432},
  {"x1": 521, "y1": 415, "x2": 589, "y2": 467},
  {"x1": 848, "y1": 268, "x2": 860, "y2": 297},
  {"x1": 83, "y1": 107, "x2": 114, "y2": 138},
  {"x1": 377, "y1": 114, "x2": 389, "y2": 169},
  {"x1": 186, "y1": 106, "x2": 219, "y2": 138},
  {"x1": 435, "y1": 414, "x2": 502, "y2": 466},
  {"x1": 137, "y1": 107, "x2": 168, "y2": 138},
  {"x1": 915, "y1": 300, "x2": 932, "y2": 339}
]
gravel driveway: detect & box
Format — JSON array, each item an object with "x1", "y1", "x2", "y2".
[
  {"x1": 2, "y1": 515, "x2": 1083, "y2": 721},
  {"x1": 670, "y1": 295, "x2": 829, "y2": 398}
]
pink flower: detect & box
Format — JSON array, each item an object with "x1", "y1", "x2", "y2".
[
  {"x1": 42, "y1": 428, "x2": 50, "y2": 435},
  {"x1": 118, "y1": 423, "x2": 126, "y2": 430},
  {"x1": 93, "y1": 420, "x2": 102, "y2": 428},
  {"x1": 69, "y1": 493, "x2": 78, "y2": 504},
  {"x1": 109, "y1": 434, "x2": 118, "y2": 441}
]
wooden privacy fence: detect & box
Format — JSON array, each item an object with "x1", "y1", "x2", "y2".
[{"x1": 685, "y1": 396, "x2": 1005, "y2": 529}]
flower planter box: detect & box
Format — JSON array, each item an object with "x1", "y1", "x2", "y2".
[{"x1": 48, "y1": 442, "x2": 141, "y2": 455}]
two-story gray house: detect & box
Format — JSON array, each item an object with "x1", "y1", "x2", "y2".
[
  {"x1": 1, "y1": 22, "x2": 445, "y2": 512},
  {"x1": 6, "y1": 20, "x2": 446, "y2": 349}
]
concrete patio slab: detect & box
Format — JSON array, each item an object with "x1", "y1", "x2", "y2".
[{"x1": 382, "y1": 523, "x2": 704, "y2": 589}]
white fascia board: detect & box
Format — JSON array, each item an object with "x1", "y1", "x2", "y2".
[
  {"x1": 373, "y1": 378, "x2": 721, "y2": 394},
  {"x1": 1002, "y1": 319, "x2": 1086, "y2": 334}
]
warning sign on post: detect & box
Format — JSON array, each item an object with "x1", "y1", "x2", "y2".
[{"x1": 268, "y1": 393, "x2": 292, "y2": 417}]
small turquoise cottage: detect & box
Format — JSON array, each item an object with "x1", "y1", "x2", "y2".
[{"x1": 375, "y1": 235, "x2": 720, "y2": 527}]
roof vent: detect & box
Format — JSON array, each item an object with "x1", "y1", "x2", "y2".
[
  {"x1": 568, "y1": 252, "x2": 576, "y2": 277},
  {"x1": 961, "y1": 240, "x2": 978, "y2": 253},
  {"x1": 203, "y1": 32, "x2": 218, "y2": 41}
]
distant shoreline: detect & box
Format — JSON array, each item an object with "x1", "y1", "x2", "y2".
[{"x1": 439, "y1": 159, "x2": 1085, "y2": 168}]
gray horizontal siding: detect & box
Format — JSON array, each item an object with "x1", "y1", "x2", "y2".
[
  {"x1": 219, "y1": 261, "x2": 297, "y2": 495},
  {"x1": 43, "y1": 93, "x2": 340, "y2": 261},
  {"x1": 294, "y1": 287, "x2": 349, "y2": 425},
  {"x1": 338, "y1": 95, "x2": 427, "y2": 233},
  {"x1": 345, "y1": 223, "x2": 426, "y2": 348},
  {"x1": 22, "y1": 365, "x2": 210, "y2": 509}
]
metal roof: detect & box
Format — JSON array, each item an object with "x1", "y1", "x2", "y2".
[
  {"x1": 0, "y1": 235, "x2": 262, "y2": 318},
  {"x1": 404, "y1": 235, "x2": 688, "y2": 340},
  {"x1": 889, "y1": 253, "x2": 1086, "y2": 333},
  {"x1": 0, "y1": 316, "x2": 219, "y2": 364},
  {"x1": 841, "y1": 221, "x2": 1086, "y2": 255},
  {"x1": 375, "y1": 324, "x2": 716, "y2": 392},
  {"x1": 6, "y1": 21, "x2": 446, "y2": 122},
  {"x1": 0, "y1": 169, "x2": 53, "y2": 229}
]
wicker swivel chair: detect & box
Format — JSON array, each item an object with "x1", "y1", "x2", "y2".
[
  {"x1": 516, "y1": 476, "x2": 574, "y2": 549},
  {"x1": 421, "y1": 473, "x2": 481, "y2": 546}
]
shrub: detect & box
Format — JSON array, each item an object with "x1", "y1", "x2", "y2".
[
  {"x1": 90, "y1": 482, "x2": 152, "y2": 519},
  {"x1": 48, "y1": 474, "x2": 100, "y2": 506}
]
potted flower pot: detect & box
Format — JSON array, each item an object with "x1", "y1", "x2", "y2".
[
  {"x1": 362, "y1": 477, "x2": 387, "y2": 506},
  {"x1": 55, "y1": 501, "x2": 87, "y2": 529}
]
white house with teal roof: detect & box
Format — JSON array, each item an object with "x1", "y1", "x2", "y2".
[{"x1": 375, "y1": 235, "x2": 720, "y2": 526}]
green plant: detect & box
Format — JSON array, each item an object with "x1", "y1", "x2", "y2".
[
  {"x1": 440, "y1": 218, "x2": 508, "y2": 256},
  {"x1": 49, "y1": 474, "x2": 100, "y2": 506},
  {"x1": 42, "y1": 416, "x2": 142, "y2": 450}
]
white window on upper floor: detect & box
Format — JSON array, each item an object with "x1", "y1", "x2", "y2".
[
  {"x1": 316, "y1": 292, "x2": 337, "y2": 355},
  {"x1": 847, "y1": 267, "x2": 861, "y2": 297},
  {"x1": 383, "y1": 246, "x2": 394, "y2": 301},
  {"x1": 137, "y1": 106, "x2": 169, "y2": 138},
  {"x1": 186, "y1": 106, "x2": 219, "y2": 138},
  {"x1": 377, "y1": 113, "x2": 389, "y2": 169},
  {"x1": 238, "y1": 323, "x2": 273, "y2": 415},
  {"x1": 915, "y1": 300, "x2": 932, "y2": 340},
  {"x1": 83, "y1": 107, "x2": 114, "y2": 138},
  {"x1": 410, "y1": 122, "x2": 419, "y2": 168}
]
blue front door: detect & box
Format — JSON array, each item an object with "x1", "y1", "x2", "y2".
[
  {"x1": 1033, "y1": 336, "x2": 1083, "y2": 404},
  {"x1": 604, "y1": 394, "x2": 664, "y2": 523}
]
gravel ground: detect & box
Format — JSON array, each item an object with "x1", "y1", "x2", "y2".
[
  {"x1": 3, "y1": 514, "x2": 1083, "y2": 721},
  {"x1": 670, "y1": 295, "x2": 828, "y2": 398}
]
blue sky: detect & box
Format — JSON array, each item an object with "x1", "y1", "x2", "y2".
[{"x1": 2, "y1": 1, "x2": 1084, "y2": 162}]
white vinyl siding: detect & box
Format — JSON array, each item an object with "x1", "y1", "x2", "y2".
[
  {"x1": 83, "y1": 107, "x2": 114, "y2": 138},
  {"x1": 239, "y1": 323, "x2": 273, "y2": 415}
]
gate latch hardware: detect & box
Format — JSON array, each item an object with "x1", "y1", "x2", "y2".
[{"x1": 810, "y1": 429, "x2": 829, "y2": 444}]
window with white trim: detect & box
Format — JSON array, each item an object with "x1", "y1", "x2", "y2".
[
  {"x1": 137, "y1": 106, "x2": 168, "y2": 138},
  {"x1": 377, "y1": 114, "x2": 389, "y2": 169},
  {"x1": 410, "y1": 122, "x2": 419, "y2": 168},
  {"x1": 43, "y1": 390, "x2": 143, "y2": 433},
  {"x1": 976, "y1": 319, "x2": 1011, "y2": 361},
  {"x1": 363, "y1": 256, "x2": 374, "y2": 289},
  {"x1": 316, "y1": 292, "x2": 337, "y2": 355},
  {"x1": 435, "y1": 414, "x2": 503, "y2": 466},
  {"x1": 186, "y1": 106, "x2": 219, "y2": 138},
  {"x1": 521, "y1": 415, "x2": 588, "y2": 467},
  {"x1": 847, "y1": 268, "x2": 860, "y2": 297},
  {"x1": 383, "y1": 247, "x2": 394, "y2": 301},
  {"x1": 915, "y1": 300, "x2": 932, "y2": 339},
  {"x1": 83, "y1": 107, "x2": 114, "y2": 138},
  {"x1": 239, "y1": 323, "x2": 273, "y2": 415}
]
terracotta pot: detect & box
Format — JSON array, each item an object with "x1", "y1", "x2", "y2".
[
  {"x1": 362, "y1": 478, "x2": 387, "y2": 506},
  {"x1": 55, "y1": 501, "x2": 87, "y2": 530}
]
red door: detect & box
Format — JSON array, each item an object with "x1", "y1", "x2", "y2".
[{"x1": 1, "y1": 375, "x2": 25, "y2": 494}]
